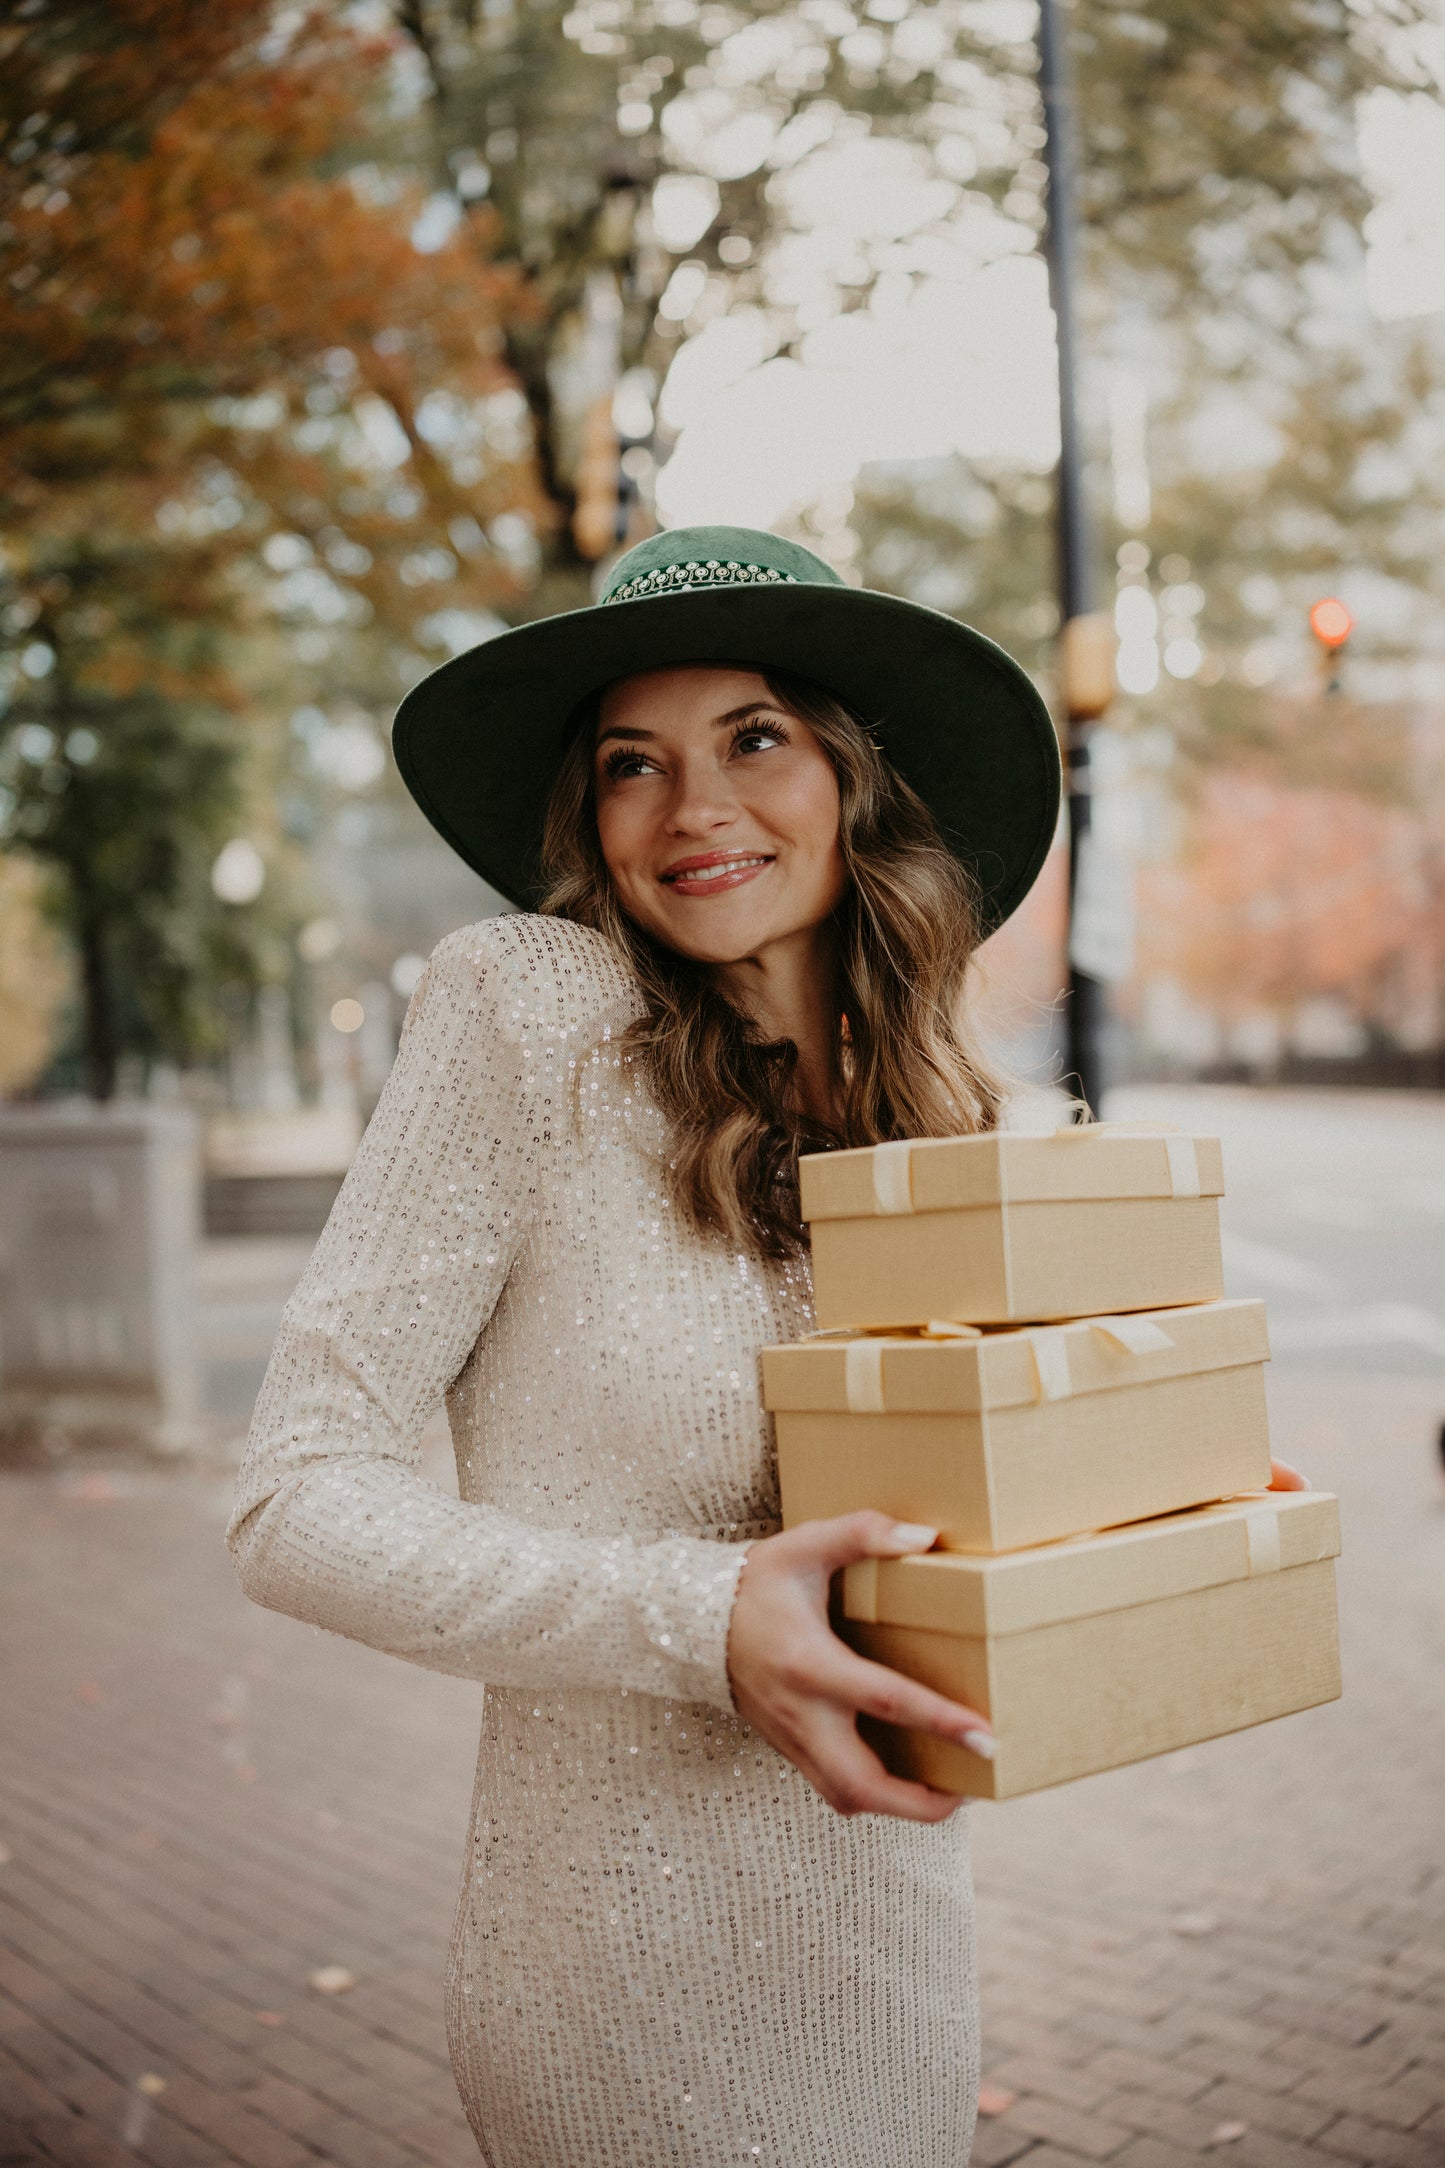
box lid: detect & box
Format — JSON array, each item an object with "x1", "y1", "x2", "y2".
[
  {"x1": 800, "y1": 1127, "x2": 1224, "y2": 1223},
  {"x1": 762, "y1": 1298, "x2": 1267, "y2": 1416},
  {"x1": 842, "y1": 1490, "x2": 1339, "y2": 1639}
]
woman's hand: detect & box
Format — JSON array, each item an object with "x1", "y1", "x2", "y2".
[
  {"x1": 1267, "y1": 1459, "x2": 1310, "y2": 1491},
  {"x1": 726, "y1": 1511, "x2": 992, "y2": 1823}
]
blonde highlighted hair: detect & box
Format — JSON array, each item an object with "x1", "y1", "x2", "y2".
[{"x1": 539, "y1": 668, "x2": 1004, "y2": 1256}]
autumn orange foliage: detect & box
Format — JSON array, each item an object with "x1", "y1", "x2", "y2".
[
  {"x1": 4, "y1": 3, "x2": 518, "y2": 423},
  {"x1": 1, "y1": 0, "x2": 543, "y2": 647},
  {"x1": 1139, "y1": 770, "x2": 1443, "y2": 1045}
]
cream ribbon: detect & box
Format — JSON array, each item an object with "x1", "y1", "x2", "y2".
[
  {"x1": 1050, "y1": 1122, "x2": 1202, "y2": 1199},
  {"x1": 870, "y1": 1139, "x2": 914, "y2": 1214},
  {"x1": 1089, "y1": 1314, "x2": 1176, "y2": 1356},
  {"x1": 844, "y1": 1341, "x2": 887, "y2": 1414},
  {"x1": 1028, "y1": 1330, "x2": 1073, "y2": 1402},
  {"x1": 1165, "y1": 1135, "x2": 1202, "y2": 1199},
  {"x1": 1027, "y1": 1315, "x2": 1175, "y2": 1401}
]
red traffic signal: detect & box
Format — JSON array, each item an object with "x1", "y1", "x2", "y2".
[{"x1": 1308, "y1": 597, "x2": 1354, "y2": 651}]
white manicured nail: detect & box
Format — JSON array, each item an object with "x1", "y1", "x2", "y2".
[
  {"x1": 888, "y1": 1523, "x2": 938, "y2": 1549},
  {"x1": 962, "y1": 1728, "x2": 996, "y2": 1760}
]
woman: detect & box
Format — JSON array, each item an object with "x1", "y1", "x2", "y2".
[{"x1": 228, "y1": 525, "x2": 1298, "y2": 2166}]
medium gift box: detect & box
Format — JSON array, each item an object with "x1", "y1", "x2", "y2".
[
  {"x1": 801, "y1": 1128, "x2": 1224, "y2": 1329},
  {"x1": 841, "y1": 1490, "x2": 1342, "y2": 1800},
  {"x1": 763, "y1": 1298, "x2": 1272, "y2": 1554}
]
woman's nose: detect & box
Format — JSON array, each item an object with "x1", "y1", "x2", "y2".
[{"x1": 662, "y1": 760, "x2": 737, "y2": 835}]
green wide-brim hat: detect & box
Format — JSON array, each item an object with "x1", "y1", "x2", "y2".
[{"x1": 393, "y1": 523, "x2": 1061, "y2": 929}]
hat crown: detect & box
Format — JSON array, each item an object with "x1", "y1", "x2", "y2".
[{"x1": 601, "y1": 524, "x2": 842, "y2": 605}]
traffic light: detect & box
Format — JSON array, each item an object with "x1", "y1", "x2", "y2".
[
  {"x1": 1308, "y1": 597, "x2": 1354, "y2": 692},
  {"x1": 1308, "y1": 597, "x2": 1354, "y2": 650}
]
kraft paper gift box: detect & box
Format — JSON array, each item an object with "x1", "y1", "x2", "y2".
[
  {"x1": 801, "y1": 1129, "x2": 1225, "y2": 1329},
  {"x1": 841, "y1": 1490, "x2": 1342, "y2": 1800},
  {"x1": 763, "y1": 1298, "x2": 1273, "y2": 1554}
]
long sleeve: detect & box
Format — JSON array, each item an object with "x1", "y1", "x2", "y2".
[{"x1": 225, "y1": 919, "x2": 747, "y2": 1708}]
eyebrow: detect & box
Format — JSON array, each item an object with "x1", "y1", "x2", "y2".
[{"x1": 595, "y1": 701, "x2": 781, "y2": 749}]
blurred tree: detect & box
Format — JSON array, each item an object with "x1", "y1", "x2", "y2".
[
  {"x1": 390, "y1": 0, "x2": 1424, "y2": 608},
  {"x1": 0, "y1": 855, "x2": 70, "y2": 1096},
  {"x1": 390, "y1": 0, "x2": 1044, "y2": 602},
  {"x1": 0, "y1": 0, "x2": 539, "y2": 1097}
]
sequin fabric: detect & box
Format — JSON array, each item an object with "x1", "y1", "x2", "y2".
[{"x1": 228, "y1": 913, "x2": 979, "y2": 2167}]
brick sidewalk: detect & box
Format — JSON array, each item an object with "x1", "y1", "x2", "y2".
[{"x1": 2, "y1": 1366, "x2": 1443, "y2": 2167}]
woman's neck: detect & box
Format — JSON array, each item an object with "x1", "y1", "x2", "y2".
[{"x1": 711, "y1": 923, "x2": 842, "y2": 1130}]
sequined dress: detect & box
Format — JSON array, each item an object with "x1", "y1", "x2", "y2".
[{"x1": 228, "y1": 913, "x2": 979, "y2": 2167}]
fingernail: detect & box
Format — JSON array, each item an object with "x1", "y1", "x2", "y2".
[
  {"x1": 888, "y1": 1523, "x2": 938, "y2": 1550},
  {"x1": 962, "y1": 1728, "x2": 996, "y2": 1760}
]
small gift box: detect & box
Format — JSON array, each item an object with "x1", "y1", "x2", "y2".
[
  {"x1": 762, "y1": 1298, "x2": 1272, "y2": 1554},
  {"x1": 841, "y1": 1490, "x2": 1342, "y2": 1800},
  {"x1": 801, "y1": 1127, "x2": 1225, "y2": 1329}
]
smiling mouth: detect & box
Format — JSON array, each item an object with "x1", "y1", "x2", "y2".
[{"x1": 660, "y1": 852, "x2": 776, "y2": 894}]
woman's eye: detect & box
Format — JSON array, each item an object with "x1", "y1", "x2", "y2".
[
  {"x1": 732, "y1": 726, "x2": 788, "y2": 755},
  {"x1": 602, "y1": 748, "x2": 655, "y2": 780}
]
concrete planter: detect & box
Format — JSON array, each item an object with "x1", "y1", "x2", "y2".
[{"x1": 0, "y1": 1102, "x2": 203, "y2": 1461}]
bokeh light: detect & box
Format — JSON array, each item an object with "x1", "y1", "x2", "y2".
[
  {"x1": 211, "y1": 839, "x2": 266, "y2": 905},
  {"x1": 390, "y1": 953, "x2": 427, "y2": 998}
]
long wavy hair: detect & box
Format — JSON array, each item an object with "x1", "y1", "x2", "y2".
[{"x1": 538, "y1": 667, "x2": 1006, "y2": 1257}]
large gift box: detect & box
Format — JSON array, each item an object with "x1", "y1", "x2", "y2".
[
  {"x1": 841, "y1": 1490, "x2": 1342, "y2": 1799},
  {"x1": 763, "y1": 1298, "x2": 1272, "y2": 1554},
  {"x1": 801, "y1": 1129, "x2": 1224, "y2": 1328}
]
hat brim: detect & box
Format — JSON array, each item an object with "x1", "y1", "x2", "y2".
[{"x1": 391, "y1": 583, "x2": 1061, "y2": 931}]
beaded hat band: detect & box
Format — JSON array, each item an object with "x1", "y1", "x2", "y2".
[{"x1": 603, "y1": 559, "x2": 800, "y2": 607}]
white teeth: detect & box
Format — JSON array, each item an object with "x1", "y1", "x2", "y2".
[{"x1": 668, "y1": 857, "x2": 769, "y2": 884}]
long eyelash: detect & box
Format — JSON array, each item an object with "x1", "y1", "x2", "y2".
[
  {"x1": 730, "y1": 715, "x2": 790, "y2": 748},
  {"x1": 602, "y1": 744, "x2": 646, "y2": 779}
]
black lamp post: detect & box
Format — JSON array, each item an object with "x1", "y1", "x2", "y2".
[{"x1": 1038, "y1": 0, "x2": 1110, "y2": 1115}]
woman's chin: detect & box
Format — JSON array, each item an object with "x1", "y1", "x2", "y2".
[
  {"x1": 642, "y1": 903, "x2": 782, "y2": 967},
  {"x1": 621, "y1": 874, "x2": 838, "y2": 968},
  {"x1": 655, "y1": 925, "x2": 764, "y2": 967}
]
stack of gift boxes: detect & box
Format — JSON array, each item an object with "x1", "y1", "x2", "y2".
[{"x1": 761, "y1": 1128, "x2": 1342, "y2": 1801}]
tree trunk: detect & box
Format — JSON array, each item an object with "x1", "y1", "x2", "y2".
[{"x1": 74, "y1": 885, "x2": 118, "y2": 1102}]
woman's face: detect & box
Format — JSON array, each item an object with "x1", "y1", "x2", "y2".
[{"x1": 593, "y1": 666, "x2": 847, "y2": 967}]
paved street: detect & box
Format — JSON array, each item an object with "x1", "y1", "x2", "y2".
[
  {"x1": 2, "y1": 1086, "x2": 1443, "y2": 2167},
  {"x1": 1110, "y1": 1087, "x2": 1445, "y2": 1377}
]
